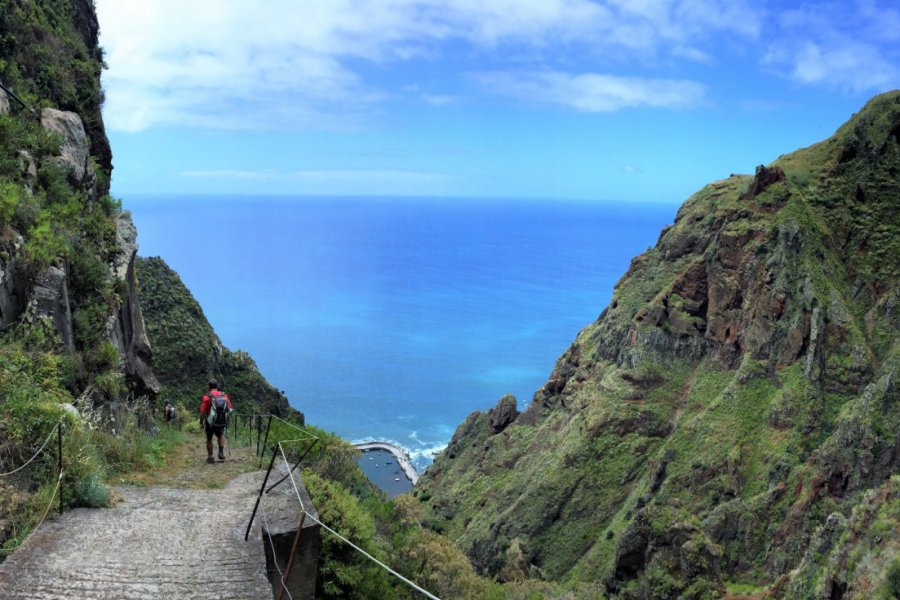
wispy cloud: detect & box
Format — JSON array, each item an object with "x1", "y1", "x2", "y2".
[
  {"x1": 96, "y1": 0, "x2": 758, "y2": 132},
  {"x1": 473, "y1": 70, "x2": 706, "y2": 112},
  {"x1": 181, "y1": 168, "x2": 457, "y2": 184},
  {"x1": 422, "y1": 94, "x2": 460, "y2": 107},
  {"x1": 763, "y1": 1, "x2": 900, "y2": 93}
]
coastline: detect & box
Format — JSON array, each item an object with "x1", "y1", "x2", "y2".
[{"x1": 354, "y1": 441, "x2": 420, "y2": 485}]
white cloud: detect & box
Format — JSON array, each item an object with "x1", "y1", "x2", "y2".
[
  {"x1": 763, "y1": 1, "x2": 900, "y2": 93},
  {"x1": 96, "y1": 0, "x2": 759, "y2": 132},
  {"x1": 474, "y1": 70, "x2": 706, "y2": 112}
]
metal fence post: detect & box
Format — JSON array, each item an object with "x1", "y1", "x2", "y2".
[
  {"x1": 256, "y1": 416, "x2": 261, "y2": 458},
  {"x1": 57, "y1": 423, "x2": 63, "y2": 514},
  {"x1": 266, "y1": 438, "x2": 319, "y2": 494},
  {"x1": 259, "y1": 415, "x2": 273, "y2": 466},
  {"x1": 245, "y1": 445, "x2": 279, "y2": 541}
]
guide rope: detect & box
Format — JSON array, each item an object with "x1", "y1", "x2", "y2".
[
  {"x1": 270, "y1": 415, "x2": 318, "y2": 440},
  {"x1": 275, "y1": 443, "x2": 442, "y2": 600},
  {"x1": 0, "y1": 423, "x2": 60, "y2": 477},
  {"x1": 0, "y1": 78, "x2": 33, "y2": 114},
  {"x1": 261, "y1": 508, "x2": 294, "y2": 600},
  {"x1": 1, "y1": 470, "x2": 64, "y2": 556}
]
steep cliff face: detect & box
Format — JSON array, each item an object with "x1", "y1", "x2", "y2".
[
  {"x1": 0, "y1": 0, "x2": 158, "y2": 402},
  {"x1": 136, "y1": 256, "x2": 298, "y2": 419},
  {"x1": 417, "y1": 92, "x2": 900, "y2": 598}
]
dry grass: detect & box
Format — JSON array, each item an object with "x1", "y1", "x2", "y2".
[{"x1": 118, "y1": 431, "x2": 262, "y2": 490}]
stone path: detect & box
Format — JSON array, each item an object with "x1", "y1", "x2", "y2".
[{"x1": 0, "y1": 438, "x2": 311, "y2": 599}]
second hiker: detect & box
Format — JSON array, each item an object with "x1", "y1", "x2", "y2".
[{"x1": 199, "y1": 379, "x2": 233, "y2": 463}]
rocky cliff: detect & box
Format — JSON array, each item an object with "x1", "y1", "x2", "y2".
[
  {"x1": 0, "y1": 0, "x2": 292, "y2": 418},
  {"x1": 0, "y1": 0, "x2": 157, "y2": 404},
  {"x1": 417, "y1": 92, "x2": 900, "y2": 598}
]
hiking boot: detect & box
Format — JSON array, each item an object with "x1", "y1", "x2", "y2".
[
  {"x1": 218, "y1": 448, "x2": 225, "y2": 460},
  {"x1": 206, "y1": 456, "x2": 215, "y2": 464}
]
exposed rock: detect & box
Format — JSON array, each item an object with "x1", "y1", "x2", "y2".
[
  {"x1": 17, "y1": 151, "x2": 38, "y2": 192},
  {"x1": 0, "y1": 233, "x2": 26, "y2": 328},
  {"x1": 0, "y1": 88, "x2": 8, "y2": 115},
  {"x1": 488, "y1": 394, "x2": 519, "y2": 434},
  {"x1": 28, "y1": 264, "x2": 74, "y2": 351},
  {"x1": 108, "y1": 212, "x2": 159, "y2": 397},
  {"x1": 741, "y1": 165, "x2": 786, "y2": 200},
  {"x1": 40, "y1": 108, "x2": 90, "y2": 185}
]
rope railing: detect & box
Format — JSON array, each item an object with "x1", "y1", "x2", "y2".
[
  {"x1": 0, "y1": 469, "x2": 64, "y2": 557},
  {"x1": 261, "y1": 508, "x2": 294, "y2": 600},
  {"x1": 272, "y1": 442, "x2": 442, "y2": 600},
  {"x1": 0, "y1": 78, "x2": 31, "y2": 112},
  {"x1": 237, "y1": 413, "x2": 440, "y2": 598},
  {"x1": 0, "y1": 422, "x2": 60, "y2": 477}
]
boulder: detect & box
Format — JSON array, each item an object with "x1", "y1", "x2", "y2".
[
  {"x1": 40, "y1": 108, "x2": 89, "y2": 185},
  {"x1": 59, "y1": 403, "x2": 79, "y2": 417}
]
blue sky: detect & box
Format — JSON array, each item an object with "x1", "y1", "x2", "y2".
[{"x1": 96, "y1": 0, "x2": 900, "y2": 203}]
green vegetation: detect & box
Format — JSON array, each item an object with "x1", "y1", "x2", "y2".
[
  {"x1": 0, "y1": 0, "x2": 112, "y2": 185},
  {"x1": 135, "y1": 256, "x2": 300, "y2": 421},
  {"x1": 416, "y1": 91, "x2": 900, "y2": 597},
  {"x1": 0, "y1": 332, "x2": 187, "y2": 556},
  {"x1": 2, "y1": 3, "x2": 899, "y2": 597}
]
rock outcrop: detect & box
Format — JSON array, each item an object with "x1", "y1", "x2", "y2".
[
  {"x1": 417, "y1": 91, "x2": 900, "y2": 598},
  {"x1": 108, "y1": 212, "x2": 159, "y2": 396},
  {"x1": 40, "y1": 107, "x2": 90, "y2": 185},
  {"x1": 28, "y1": 264, "x2": 75, "y2": 350},
  {"x1": 489, "y1": 394, "x2": 519, "y2": 434}
]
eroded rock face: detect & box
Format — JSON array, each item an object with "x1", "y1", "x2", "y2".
[
  {"x1": 40, "y1": 108, "x2": 90, "y2": 185},
  {"x1": 28, "y1": 265, "x2": 75, "y2": 351},
  {"x1": 741, "y1": 164, "x2": 786, "y2": 200},
  {"x1": 0, "y1": 233, "x2": 26, "y2": 327},
  {"x1": 108, "y1": 212, "x2": 160, "y2": 397}
]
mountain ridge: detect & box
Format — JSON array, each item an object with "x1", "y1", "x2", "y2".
[{"x1": 416, "y1": 90, "x2": 900, "y2": 599}]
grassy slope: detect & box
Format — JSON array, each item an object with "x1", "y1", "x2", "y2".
[
  {"x1": 135, "y1": 255, "x2": 301, "y2": 421},
  {"x1": 416, "y1": 91, "x2": 900, "y2": 598}
]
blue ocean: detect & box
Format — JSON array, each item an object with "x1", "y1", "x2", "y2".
[{"x1": 126, "y1": 196, "x2": 675, "y2": 470}]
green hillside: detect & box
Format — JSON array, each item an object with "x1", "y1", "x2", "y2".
[
  {"x1": 416, "y1": 91, "x2": 900, "y2": 599},
  {"x1": 135, "y1": 255, "x2": 300, "y2": 420}
]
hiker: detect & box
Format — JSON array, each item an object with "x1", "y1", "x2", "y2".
[
  {"x1": 199, "y1": 379, "x2": 233, "y2": 463},
  {"x1": 164, "y1": 400, "x2": 176, "y2": 423}
]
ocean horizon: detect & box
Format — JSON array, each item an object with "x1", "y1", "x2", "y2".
[{"x1": 125, "y1": 195, "x2": 676, "y2": 470}]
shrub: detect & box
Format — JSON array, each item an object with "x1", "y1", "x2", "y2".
[{"x1": 887, "y1": 559, "x2": 900, "y2": 598}]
